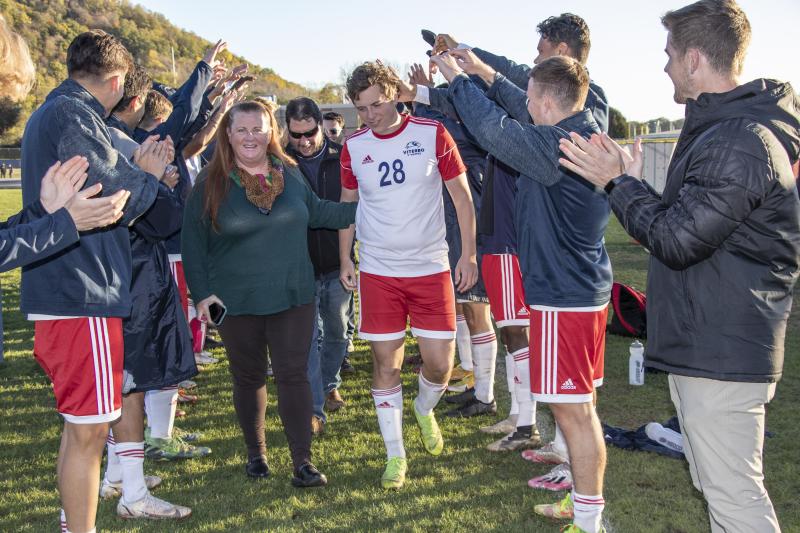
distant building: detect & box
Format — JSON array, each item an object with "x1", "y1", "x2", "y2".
[{"x1": 619, "y1": 131, "x2": 680, "y2": 193}]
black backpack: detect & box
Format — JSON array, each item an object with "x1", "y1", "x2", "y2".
[{"x1": 608, "y1": 282, "x2": 647, "y2": 338}]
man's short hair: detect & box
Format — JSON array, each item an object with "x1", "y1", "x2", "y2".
[
  {"x1": 67, "y1": 30, "x2": 133, "y2": 79},
  {"x1": 537, "y1": 13, "x2": 591, "y2": 65},
  {"x1": 529, "y1": 56, "x2": 590, "y2": 110},
  {"x1": 323, "y1": 111, "x2": 344, "y2": 127},
  {"x1": 285, "y1": 97, "x2": 322, "y2": 125},
  {"x1": 346, "y1": 62, "x2": 401, "y2": 103},
  {"x1": 662, "y1": 0, "x2": 751, "y2": 76},
  {"x1": 141, "y1": 90, "x2": 172, "y2": 127},
  {"x1": 112, "y1": 64, "x2": 151, "y2": 115}
]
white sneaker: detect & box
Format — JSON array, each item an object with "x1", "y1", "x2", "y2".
[
  {"x1": 117, "y1": 492, "x2": 192, "y2": 519},
  {"x1": 521, "y1": 441, "x2": 568, "y2": 464},
  {"x1": 100, "y1": 475, "x2": 162, "y2": 499},
  {"x1": 479, "y1": 415, "x2": 518, "y2": 435},
  {"x1": 194, "y1": 351, "x2": 218, "y2": 365}
]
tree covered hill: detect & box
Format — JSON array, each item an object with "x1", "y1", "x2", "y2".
[{"x1": 1, "y1": 0, "x2": 338, "y2": 144}]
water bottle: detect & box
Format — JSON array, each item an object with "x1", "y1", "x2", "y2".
[{"x1": 628, "y1": 339, "x2": 645, "y2": 385}]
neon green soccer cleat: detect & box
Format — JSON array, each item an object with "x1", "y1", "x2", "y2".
[
  {"x1": 560, "y1": 524, "x2": 606, "y2": 533},
  {"x1": 413, "y1": 401, "x2": 444, "y2": 456},
  {"x1": 381, "y1": 457, "x2": 407, "y2": 489},
  {"x1": 534, "y1": 492, "x2": 574, "y2": 520}
]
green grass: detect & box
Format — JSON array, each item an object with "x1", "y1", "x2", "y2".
[{"x1": 0, "y1": 188, "x2": 797, "y2": 532}]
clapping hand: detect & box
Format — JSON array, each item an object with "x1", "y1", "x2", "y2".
[
  {"x1": 40, "y1": 156, "x2": 89, "y2": 214},
  {"x1": 558, "y1": 133, "x2": 643, "y2": 188}
]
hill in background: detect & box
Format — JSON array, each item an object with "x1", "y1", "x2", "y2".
[{"x1": 1, "y1": 0, "x2": 341, "y2": 144}]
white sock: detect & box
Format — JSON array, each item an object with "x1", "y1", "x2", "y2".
[
  {"x1": 505, "y1": 353, "x2": 519, "y2": 416},
  {"x1": 115, "y1": 441, "x2": 147, "y2": 504},
  {"x1": 60, "y1": 508, "x2": 68, "y2": 533},
  {"x1": 415, "y1": 373, "x2": 447, "y2": 415},
  {"x1": 572, "y1": 491, "x2": 605, "y2": 533},
  {"x1": 471, "y1": 331, "x2": 497, "y2": 403},
  {"x1": 511, "y1": 347, "x2": 536, "y2": 428},
  {"x1": 372, "y1": 385, "x2": 405, "y2": 459},
  {"x1": 103, "y1": 432, "x2": 121, "y2": 483},
  {"x1": 455, "y1": 315, "x2": 473, "y2": 371},
  {"x1": 145, "y1": 386, "x2": 178, "y2": 439},
  {"x1": 553, "y1": 423, "x2": 570, "y2": 461}
]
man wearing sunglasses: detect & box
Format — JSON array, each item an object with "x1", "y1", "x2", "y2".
[
  {"x1": 285, "y1": 97, "x2": 352, "y2": 436},
  {"x1": 323, "y1": 111, "x2": 345, "y2": 144}
]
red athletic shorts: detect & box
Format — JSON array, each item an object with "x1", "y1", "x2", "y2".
[
  {"x1": 530, "y1": 305, "x2": 607, "y2": 403},
  {"x1": 169, "y1": 256, "x2": 189, "y2": 321},
  {"x1": 33, "y1": 317, "x2": 124, "y2": 423},
  {"x1": 358, "y1": 270, "x2": 456, "y2": 341},
  {"x1": 481, "y1": 254, "x2": 529, "y2": 327}
]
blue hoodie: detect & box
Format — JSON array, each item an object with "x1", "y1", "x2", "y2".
[
  {"x1": 448, "y1": 74, "x2": 612, "y2": 308},
  {"x1": 20, "y1": 79, "x2": 159, "y2": 317}
]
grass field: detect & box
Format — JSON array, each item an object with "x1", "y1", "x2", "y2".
[{"x1": 0, "y1": 188, "x2": 797, "y2": 532}]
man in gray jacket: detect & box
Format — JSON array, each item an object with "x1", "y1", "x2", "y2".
[{"x1": 559, "y1": 1, "x2": 800, "y2": 531}]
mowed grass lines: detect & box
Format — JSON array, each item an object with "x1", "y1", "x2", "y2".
[{"x1": 0, "y1": 189, "x2": 797, "y2": 532}]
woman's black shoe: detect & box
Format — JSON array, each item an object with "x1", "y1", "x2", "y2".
[
  {"x1": 291, "y1": 462, "x2": 327, "y2": 488},
  {"x1": 246, "y1": 455, "x2": 270, "y2": 478}
]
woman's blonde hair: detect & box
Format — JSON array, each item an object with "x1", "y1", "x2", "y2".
[{"x1": 0, "y1": 14, "x2": 35, "y2": 102}]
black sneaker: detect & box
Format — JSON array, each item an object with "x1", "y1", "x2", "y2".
[
  {"x1": 444, "y1": 387, "x2": 475, "y2": 405},
  {"x1": 445, "y1": 397, "x2": 497, "y2": 417},
  {"x1": 291, "y1": 462, "x2": 328, "y2": 488},
  {"x1": 340, "y1": 357, "x2": 355, "y2": 375}
]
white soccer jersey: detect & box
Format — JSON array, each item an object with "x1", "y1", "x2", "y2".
[{"x1": 341, "y1": 115, "x2": 465, "y2": 277}]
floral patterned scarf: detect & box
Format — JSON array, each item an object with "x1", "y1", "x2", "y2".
[{"x1": 229, "y1": 155, "x2": 285, "y2": 214}]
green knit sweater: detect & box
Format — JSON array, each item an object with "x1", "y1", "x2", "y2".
[{"x1": 181, "y1": 166, "x2": 357, "y2": 316}]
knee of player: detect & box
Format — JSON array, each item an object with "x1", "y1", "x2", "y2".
[
  {"x1": 65, "y1": 422, "x2": 110, "y2": 449},
  {"x1": 549, "y1": 402, "x2": 596, "y2": 428}
]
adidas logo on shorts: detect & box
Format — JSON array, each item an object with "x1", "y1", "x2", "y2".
[
  {"x1": 560, "y1": 378, "x2": 577, "y2": 390},
  {"x1": 376, "y1": 401, "x2": 393, "y2": 408},
  {"x1": 362, "y1": 155, "x2": 374, "y2": 164},
  {"x1": 518, "y1": 307, "x2": 530, "y2": 316}
]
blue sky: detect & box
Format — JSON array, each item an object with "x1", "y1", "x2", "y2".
[{"x1": 134, "y1": 0, "x2": 799, "y2": 121}]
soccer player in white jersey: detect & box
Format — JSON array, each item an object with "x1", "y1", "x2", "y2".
[{"x1": 338, "y1": 62, "x2": 478, "y2": 489}]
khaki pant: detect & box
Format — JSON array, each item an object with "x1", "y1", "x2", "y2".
[{"x1": 669, "y1": 375, "x2": 780, "y2": 533}]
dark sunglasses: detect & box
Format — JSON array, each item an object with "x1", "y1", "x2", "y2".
[{"x1": 288, "y1": 124, "x2": 319, "y2": 139}]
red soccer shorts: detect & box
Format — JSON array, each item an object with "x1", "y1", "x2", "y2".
[
  {"x1": 34, "y1": 317, "x2": 124, "y2": 423},
  {"x1": 530, "y1": 305, "x2": 608, "y2": 403},
  {"x1": 482, "y1": 254, "x2": 529, "y2": 327},
  {"x1": 358, "y1": 270, "x2": 456, "y2": 341},
  {"x1": 169, "y1": 256, "x2": 189, "y2": 321}
]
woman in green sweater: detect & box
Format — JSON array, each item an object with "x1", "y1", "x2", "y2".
[{"x1": 182, "y1": 101, "x2": 356, "y2": 487}]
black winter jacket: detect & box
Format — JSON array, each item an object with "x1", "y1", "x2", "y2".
[
  {"x1": 288, "y1": 141, "x2": 350, "y2": 277},
  {"x1": 609, "y1": 79, "x2": 800, "y2": 382}
]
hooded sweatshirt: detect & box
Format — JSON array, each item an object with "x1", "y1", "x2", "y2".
[{"x1": 609, "y1": 79, "x2": 800, "y2": 382}]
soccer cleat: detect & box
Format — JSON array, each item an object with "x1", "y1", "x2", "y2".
[
  {"x1": 413, "y1": 401, "x2": 444, "y2": 456},
  {"x1": 177, "y1": 389, "x2": 198, "y2": 403},
  {"x1": 117, "y1": 492, "x2": 192, "y2": 520},
  {"x1": 487, "y1": 427, "x2": 542, "y2": 452},
  {"x1": 528, "y1": 462, "x2": 573, "y2": 491},
  {"x1": 194, "y1": 351, "x2": 218, "y2": 365},
  {"x1": 533, "y1": 492, "x2": 574, "y2": 520},
  {"x1": 145, "y1": 435, "x2": 211, "y2": 461},
  {"x1": 446, "y1": 373, "x2": 474, "y2": 392},
  {"x1": 522, "y1": 441, "x2": 569, "y2": 464},
  {"x1": 444, "y1": 387, "x2": 475, "y2": 405},
  {"x1": 178, "y1": 380, "x2": 197, "y2": 390},
  {"x1": 560, "y1": 524, "x2": 606, "y2": 533},
  {"x1": 449, "y1": 364, "x2": 472, "y2": 382},
  {"x1": 381, "y1": 456, "x2": 408, "y2": 489},
  {"x1": 100, "y1": 475, "x2": 162, "y2": 499},
  {"x1": 173, "y1": 427, "x2": 202, "y2": 443},
  {"x1": 444, "y1": 397, "x2": 497, "y2": 418},
  {"x1": 480, "y1": 415, "x2": 518, "y2": 434}
]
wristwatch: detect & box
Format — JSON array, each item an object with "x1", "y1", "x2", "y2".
[{"x1": 604, "y1": 175, "x2": 625, "y2": 195}]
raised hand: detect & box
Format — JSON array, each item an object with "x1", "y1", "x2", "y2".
[
  {"x1": 430, "y1": 52, "x2": 463, "y2": 83},
  {"x1": 408, "y1": 63, "x2": 433, "y2": 88},
  {"x1": 433, "y1": 33, "x2": 458, "y2": 55},
  {"x1": 448, "y1": 48, "x2": 495, "y2": 84},
  {"x1": 558, "y1": 132, "x2": 643, "y2": 189},
  {"x1": 65, "y1": 184, "x2": 130, "y2": 231},
  {"x1": 203, "y1": 39, "x2": 228, "y2": 68},
  {"x1": 40, "y1": 156, "x2": 89, "y2": 214}
]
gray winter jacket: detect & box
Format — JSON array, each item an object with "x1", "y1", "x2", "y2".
[{"x1": 609, "y1": 79, "x2": 800, "y2": 382}]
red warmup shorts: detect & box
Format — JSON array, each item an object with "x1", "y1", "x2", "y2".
[
  {"x1": 34, "y1": 317, "x2": 124, "y2": 423},
  {"x1": 358, "y1": 270, "x2": 456, "y2": 341},
  {"x1": 530, "y1": 305, "x2": 608, "y2": 403},
  {"x1": 482, "y1": 254, "x2": 529, "y2": 327},
  {"x1": 169, "y1": 257, "x2": 189, "y2": 321}
]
